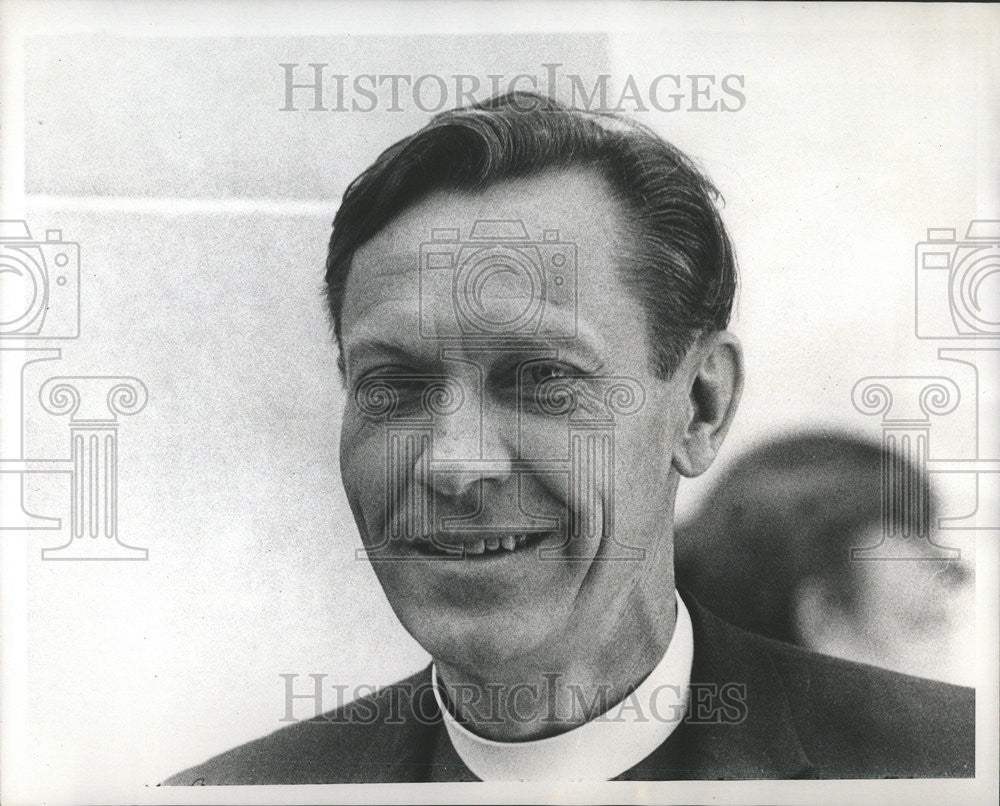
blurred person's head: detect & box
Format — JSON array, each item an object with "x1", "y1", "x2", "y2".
[{"x1": 675, "y1": 431, "x2": 974, "y2": 685}]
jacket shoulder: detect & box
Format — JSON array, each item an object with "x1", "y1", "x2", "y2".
[
  {"x1": 161, "y1": 667, "x2": 440, "y2": 785},
  {"x1": 757, "y1": 634, "x2": 974, "y2": 777}
]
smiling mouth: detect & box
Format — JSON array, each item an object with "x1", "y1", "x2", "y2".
[{"x1": 411, "y1": 531, "x2": 553, "y2": 558}]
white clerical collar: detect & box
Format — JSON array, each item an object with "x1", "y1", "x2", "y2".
[{"x1": 432, "y1": 590, "x2": 694, "y2": 781}]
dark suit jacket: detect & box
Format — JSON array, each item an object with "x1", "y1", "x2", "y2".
[{"x1": 164, "y1": 596, "x2": 974, "y2": 783}]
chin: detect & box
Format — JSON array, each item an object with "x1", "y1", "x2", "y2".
[{"x1": 405, "y1": 597, "x2": 571, "y2": 672}]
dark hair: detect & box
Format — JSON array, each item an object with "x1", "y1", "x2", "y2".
[
  {"x1": 324, "y1": 91, "x2": 737, "y2": 378},
  {"x1": 675, "y1": 431, "x2": 940, "y2": 645}
]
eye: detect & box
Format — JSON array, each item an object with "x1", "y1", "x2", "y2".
[
  {"x1": 487, "y1": 360, "x2": 590, "y2": 413},
  {"x1": 526, "y1": 361, "x2": 572, "y2": 387},
  {"x1": 515, "y1": 361, "x2": 582, "y2": 415},
  {"x1": 352, "y1": 368, "x2": 433, "y2": 418}
]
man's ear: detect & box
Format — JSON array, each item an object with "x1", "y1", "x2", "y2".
[{"x1": 672, "y1": 330, "x2": 744, "y2": 478}]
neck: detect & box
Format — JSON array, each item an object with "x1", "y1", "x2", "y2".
[{"x1": 435, "y1": 560, "x2": 678, "y2": 742}]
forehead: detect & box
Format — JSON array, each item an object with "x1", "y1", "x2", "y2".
[{"x1": 340, "y1": 167, "x2": 642, "y2": 363}]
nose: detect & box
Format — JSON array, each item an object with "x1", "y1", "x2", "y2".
[{"x1": 422, "y1": 398, "x2": 516, "y2": 499}]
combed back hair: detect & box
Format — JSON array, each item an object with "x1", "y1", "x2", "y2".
[
  {"x1": 324, "y1": 91, "x2": 737, "y2": 378},
  {"x1": 675, "y1": 432, "x2": 942, "y2": 646}
]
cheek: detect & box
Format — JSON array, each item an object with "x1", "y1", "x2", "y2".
[
  {"x1": 516, "y1": 408, "x2": 674, "y2": 506},
  {"x1": 517, "y1": 416, "x2": 574, "y2": 496},
  {"x1": 616, "y1": 409, "x2": 676, "y2": 484},
  {"x1": 516, "y1": 417, "x2": 618, "y2": 528},
  {"x1": 339, "y1": 414, "x2": 389, "y2": 508}
]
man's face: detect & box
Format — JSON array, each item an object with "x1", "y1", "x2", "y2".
[{"x1": 338, "y1": 168, "x2": 694, "y2": 669}]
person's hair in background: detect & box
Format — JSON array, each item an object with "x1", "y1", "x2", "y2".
[
  {"x1": 324, "y1": 91, "x2": 737, "y2": 379},
  {"x1": 675, "y1": 431, "x2": 974, "y2": 685}
]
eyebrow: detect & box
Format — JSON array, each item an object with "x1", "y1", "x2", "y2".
[
  {"x1": 342, "y1": 334, "x2": 436, "y2": 377},
  {"x1": 341, "y1": 301, "x2": 609, "y2": 374},
  {"x1": 344, "y1": 328, "x2": 609, "y2": 377}
]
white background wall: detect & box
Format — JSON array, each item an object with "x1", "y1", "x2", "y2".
[{"x1": 2, "y1": 2, "x2": 997, "y2": 802}]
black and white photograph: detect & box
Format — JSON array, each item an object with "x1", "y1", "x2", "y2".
[{"x1": 0, "y1": 1, "x2": 997, "y2": 803}]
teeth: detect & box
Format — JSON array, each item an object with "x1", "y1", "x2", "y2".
[{"x1": 446, "y1": 533, "x2": 548, "y2": 556}]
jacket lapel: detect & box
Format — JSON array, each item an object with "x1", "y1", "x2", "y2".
[{"x1": 619, "y1": 593, "x2": 814, "y2": 780}]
